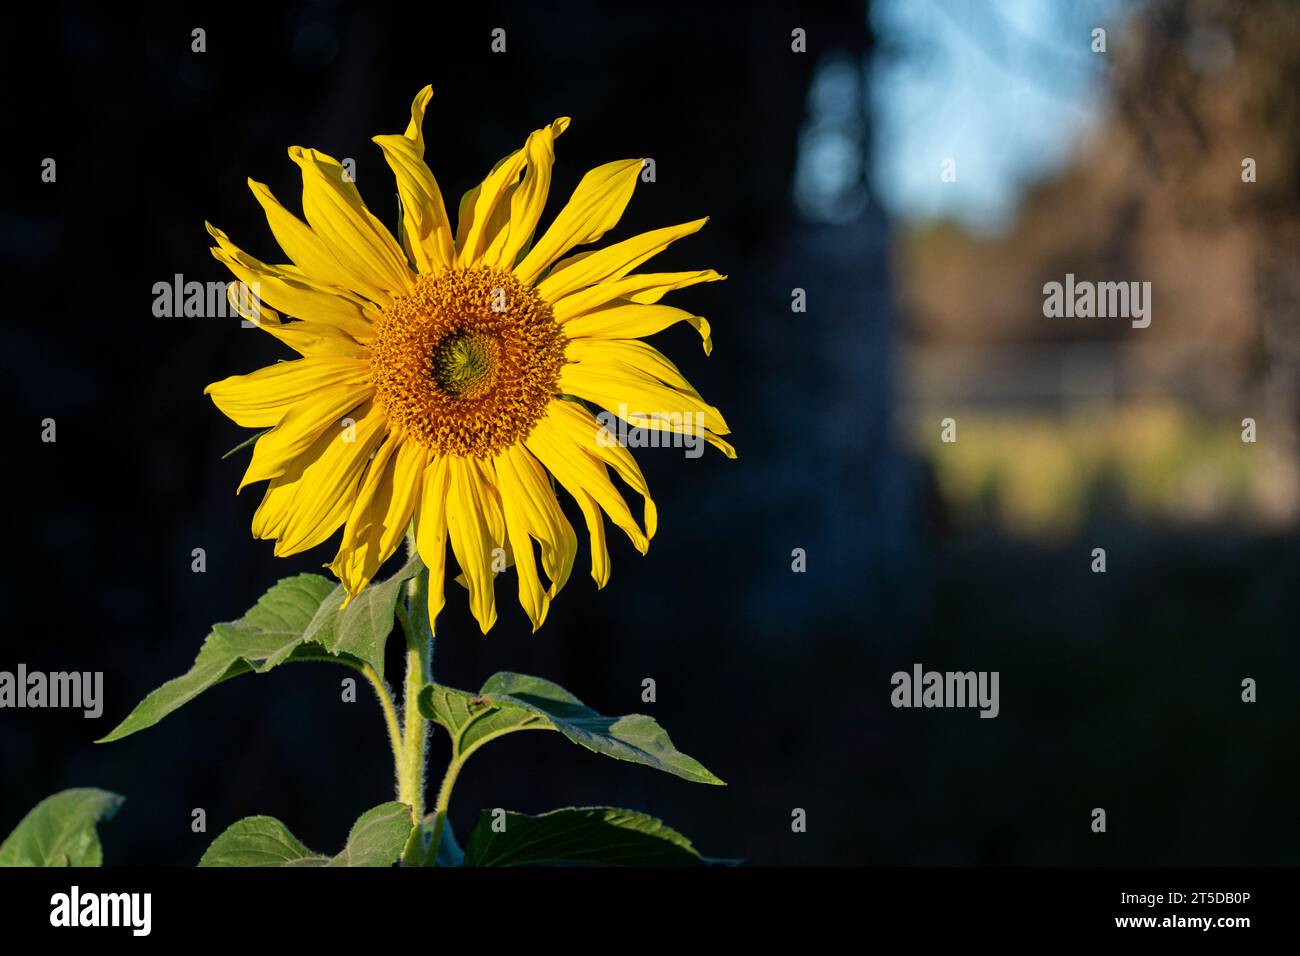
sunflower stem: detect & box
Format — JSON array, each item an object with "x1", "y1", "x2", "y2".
[
  {"x1": 361, "y1": 663, "x2": 404, "y2": 779},
  {"x1": 397, "y1": 646, "x2": 428, "y2": 836},
  {"x1": 398, "y1": 526, "x2": 434, "y2": 865},
  {"x1": 424, "y1": 755, "x2": 463, "y2": 865}
]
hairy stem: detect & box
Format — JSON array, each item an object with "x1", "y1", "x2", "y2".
[
  {"x1": 397, "y1": 526, "x2": 433, "y2": 865},
  {"x1": 424, "y1": 758, "x2": 461, "y2": 866},
  {"x1": 425, "y1": 719, "x2": 548, "y2": 864},
  {"x1": 361, "y1": 663, "x2": 403, "y2": 779},
  {"x1": 397, "y1": 647, "x2": 428, "y2": 818}
]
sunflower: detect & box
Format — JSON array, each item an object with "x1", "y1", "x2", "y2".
[{"x1": 204, "y1": 86, "x2": 734, "y2": 634}]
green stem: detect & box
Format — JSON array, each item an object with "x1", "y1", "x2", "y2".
[
  {"x1": 424, "y1": 756, "x2": 463, "y2": 865},
  {"x1": 397, "y1": 647, "x2": 428, "y2": 819},
  {"x1": 424, "y1": 717, "x2": 548, "y2": 864},
  {"x1": 397, "y1": 527, "x2": 433, "y2": 865},
  {"x1": 361, "y1": 664, "x2": 403, "y2": 777}
]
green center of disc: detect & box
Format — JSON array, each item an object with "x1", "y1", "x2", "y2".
[{"x1": 432, "y1": 331, "x2": 496, "y2": 397}]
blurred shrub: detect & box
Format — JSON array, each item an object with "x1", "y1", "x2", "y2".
[{"x1": 917, "y1": 402, "x2": 1298, "y2": 538}]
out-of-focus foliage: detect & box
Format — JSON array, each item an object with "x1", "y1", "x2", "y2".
[
  {"x1": 898, "y1": 0, "x2": 1300, "y2": 536},
  {"x1": 924, "y1": 403, "x2": 1289, "y2": 539}
]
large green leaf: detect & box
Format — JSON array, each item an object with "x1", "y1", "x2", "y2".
[
  {"x1": 419, "y1": 672, "x2": 724, "y2": 785},
  {"x1": 98, "y1": 574, "x2": 346, "y2": 743},
  {"x1": 464, "y1": 807, "x2": 705, "y2": 867},
  {"x1": 301, "y1": 551, "x2": 423, "y2": 682},
  {"x1": 419, "y1": 681, "x2": 548, "y2": 758},
  {"x1": 100, "y1": 556, "x2": 422, "y2": 743},
  {"x1": 0, "y1": 788, "x2": 124, "y2": 867},
  {"x1": 197, "y1": 816, "x2": 317, "y2": 866},
  {"x1": 330, "y1": 803, "x2": 416, "y2": 867},
  {"x1": 199, "y1": 802, "x2": 412, "y2": 867}
]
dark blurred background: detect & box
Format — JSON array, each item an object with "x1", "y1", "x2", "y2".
[{"x1": 3, "y1": 0, "x2": 1298, "y2": 865}]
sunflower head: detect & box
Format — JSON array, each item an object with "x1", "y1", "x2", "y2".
[
  {"x1": 205, "y1": 86, "x2": 734, "y2": 635},
  {"x1": 369, "y1": 268, "x2": 565, "y2": 457}
]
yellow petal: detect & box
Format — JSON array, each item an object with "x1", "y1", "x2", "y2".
[
  {"x1": 372, "y1": 86, "x2": 455, "y2": 273},
  {"x1": 415, "y1": 456, "x2": 452, "y2": 630},
  {"x1": 250, "y1": 316, "x2": 366, "y2": 358},
  {"x1": 404, "y1": 85, "x2": 433, "y2": 153},
  {"x1": 541, "y1": 399, "x2": 658, "y2": 539},
  {"x1": 454, "y1": 148, "x2": 519, "y2": 257},
  {"x1": 573, "y1": 490, "x2": 611, "y2": 587},
  {"x1": 538, "y1": 218, "x2": 708, "y2": 302},
  {"x1": 514, "y1": 159, "x2": 643, "y2": 285},
  {"x1": 205, "y1": 355, "x2": 370, "y2": 428},
  {"x1": 287, "y1": 147, "x2": 412, "y2": 301},
  {"x1": 561, "y1": 300, "x2": 712, "y2": 355},
  {"x1": 456, "y1": 152, "x2": 528, "y2": 266},
  {"x1": 490, "y1": 118, "x2": 569, "y2": 268},
  {"x1": 526, "y1": 405, "x2": 652, "y2": 553},
  {"x1": 216, "y1": 282, "x2": 360, "y2": 359},
  {"x1": 559, "y1": 363, "x2": 735, "y2": 459},
  {"x1": 329, "y1": 436, "x2": 427, "y2": 599},
  {"x1": 240, "y1": 381, "x2": 375, "y2": 490},
  {"x1": 565, "y1": 338, "x2": 701, "y2": 396},
  {"x1": 247, "y1": 179, "x2": 389, "y2": 305},
  {"x1": 207, "y1": 223, "x2": 377, "y2": 344},
  {"x1": 251, "y1": 401, "x2": 388, "y2": 556},
  {"x1": 552, "y1": 269, "x2": 725, "y2": 321},
  {"x1": 495, "y1": 445, "x2": 577, "y2": 630},
  {"x1": 444, "y1": 457, "x2": 502, "y2": 633},
  {"x1": 456, "y1": 119, "x2": 568, "y2": 268},
  {"x1": 373, "y1": 136, "x2": 455, "y2": 274}
]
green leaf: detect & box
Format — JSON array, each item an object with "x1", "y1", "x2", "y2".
[
  {"x1": 197, "y1": 816, "x2": 320, "y2": 866},
  {"x1": 98, "y1": 573, "x2": 355, "y2": 743},
  {"x1": 330, "y1": 803, "x2": 415, "y2": 867},
  {"x1": 419, "y1": 672, "x2": 724, "y2": 785},
  {"x1": 419, "y1": 682, "x2": 549, "y2": 758},
  {"x1": 301, "y1": 550, "x2": 423, "y2": 682},
  {"x1": 100, "y1": 554, "x2": 424, "y2": 743},
  {"x1": 0, "y1": 789, "x2": 124, "y2": 867},
  {"x1": 464, "y1": 807, "x2": 705, "y2": 867},
  {"x1": 199, "y1": 802, "x2": 412, "y2": 867}
]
